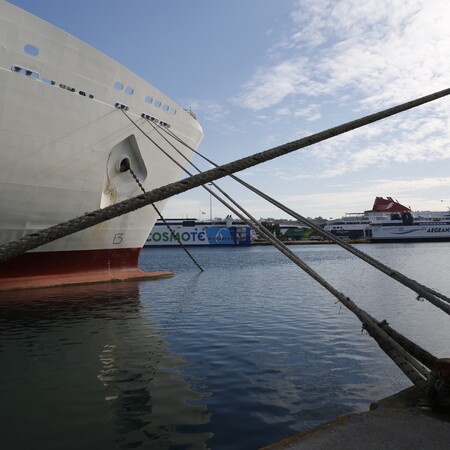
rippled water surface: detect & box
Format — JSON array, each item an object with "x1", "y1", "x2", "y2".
[{"x1": 1, "y1": 243, "x2": 450, "y2": 449}]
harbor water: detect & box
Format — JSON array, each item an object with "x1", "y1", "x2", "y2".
[{"x1": 1, "y1": 243, "x2": 450, "y2": 449}]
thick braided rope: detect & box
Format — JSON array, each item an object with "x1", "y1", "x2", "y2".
[
  {"x1": 154, "y1": 116, "x2": 437, "y2": 385},
  {"x1": 238, "y1": 185, "x2": 450, "y2": 315},
  {"x1": 160, "y1": 107, "x2": 450, "y2": 316},
  {"x1": 146, "y1": 111, "x2": 435, "y2": 390},
  {"x1": 1, "y1": 87, "x2": 449, "y2": 263}
]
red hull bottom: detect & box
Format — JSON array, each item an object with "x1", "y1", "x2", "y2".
[{"x1": 0, "y1": 248, "x2": 172, "y2": 291}]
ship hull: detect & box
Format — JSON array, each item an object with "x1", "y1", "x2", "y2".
[
  {"x1": 0, "y1": 248, "x2": 173, "y2": 291},
  {"x1": 0, "y1": 2, "x2": 203, "y2": 290},
  {"x1": 371, "y1": 225, "x2": 450, "y2": 243}
]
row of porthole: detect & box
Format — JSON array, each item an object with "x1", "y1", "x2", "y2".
[
  {"x1": 22, "y1": 42, "x2": 177, "y2": 117},
  {"x1": 21, "y1": 43, "x2": 95, "y2": 97},
  {"x1": 13, "y1": 64, "x2": 172, "y2": 129},
  {"x1": 11, "y1": 65, "x2": 95, "y2": 98},
  {"x1": 114, "y1": 81, "x2": 177, "y2": 115}
]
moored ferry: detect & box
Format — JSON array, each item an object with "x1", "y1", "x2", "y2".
[
  {"x1": 279, "y1": 224, "x2": 313, "y2": 241},
  {"x1": 145, "y1": 216, "x2": 254, "y2": 247},
  {"x1": 371, "y1": 210, "x2": 450, "y2": 242},
  {"x1": 325, "y1": 197, "x2": 450, "y2": 243},
  {"x1": 324, "y1": 197, "x2": 411, "y2": 240},
  {"x1": 0, "y1": 1, "x2": 203, "y2": 290}
]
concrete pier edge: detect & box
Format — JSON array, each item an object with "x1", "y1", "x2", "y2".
[{"x1": 261, "y1": 386, "x2": 450, "y2": 449}]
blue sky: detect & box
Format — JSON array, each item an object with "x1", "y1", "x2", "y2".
[{"x1": 8, "y1": 0, "x2": 450, "y2": 219}]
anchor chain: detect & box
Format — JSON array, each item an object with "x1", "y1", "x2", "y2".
[{"x1": 124, "y1": 162, "x2": 204, "y2": 272}]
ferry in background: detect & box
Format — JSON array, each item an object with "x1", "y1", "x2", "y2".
[
  {"x1": 325, "y1": 197, "x2": 450, "y2": 243},
  {"x1": 368, "y1": 197, "x2": 450, "y2": 242},
  {"x1": 371, "y1": 209, "x2": 450, "y2": 242},
  {"x1": 0, "y1": 2, "x2": 203, "y2": 290},
  {"x1": 145, "y1": 216, "x2": 254, "y2": 247},
  {"x1": 279, "y1": 224, "x2": 313, "y2": 241},
  {"x1": 324, "y1": 197, "x2": 411, "y2": 240}
]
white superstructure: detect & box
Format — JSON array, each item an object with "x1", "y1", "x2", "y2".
[
  {"x1": 0, "y1": 1, "x2": 203, "y2": 289},
  {"x1": 324, "y1": 213, "x2": 373, "y2": 239}
]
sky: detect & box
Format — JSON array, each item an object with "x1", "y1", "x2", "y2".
[{"x1": 7, "y1": 0, "x2": 450, "y2": 220}]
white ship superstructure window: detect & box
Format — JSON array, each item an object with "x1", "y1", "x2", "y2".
[
  {"x1": 42, "y1": 77, "x2": 56, "y2": 85},
  {"x1": 79, "y1": 91, "x2": 94, "y2": 99},
  {"x1": 11, "y1": 65, "x2": 39, "y2": 79},
  {"x1": 12, "y1": 63, "x2": 95, "y2": 100},
  {"x1": 24, "y1": 44, "x2": 39, "y2": 56},
  {"x1": 59, "y1": 83, "x2": 76, "y2": 92},
  {"x1": 13, "y1": 41, "x2": 180, "y2": 119},
  {"x1": 113, "y1": 81, "x2": 177, "y2": 116}
]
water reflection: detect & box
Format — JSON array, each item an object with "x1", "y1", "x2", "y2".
[{"x1": 0, "y1": 282, "x2": 212, "y2": 450}]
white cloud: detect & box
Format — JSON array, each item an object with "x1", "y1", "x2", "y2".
[
  {"x1": 190, "y1": 100, "x2": 230, "y2": 123},
  {"x1": 233, "y1": 58, "x2": 323, "y2": 110},
  {"x1": 192, "y1": 0, "x2": 450, "y2": 217},
  {"x1": 235, "y1": 0, "x2": 450, "y2": 111}
]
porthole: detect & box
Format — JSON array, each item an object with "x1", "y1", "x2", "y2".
[
  {"x1": 169, "y1": 108, "x2": 177, "y2": 115},
  {"x1": 11, "y1": 65, "x2": 39, "y2": 79},
  {"x1": 114, "y1": 81, "x2": 124, "y2": 90},
  {"x1": 59, "y1": 83, "x2": 75, "y2": 92},
  {"x1": 79, "y1": 91, "x2": 94, "y2": 99},
  {"x1": 145, "y1": 96, "x2": 153, "y2": 104},
  {"x1": 24, "y1": 44, "x2": 39, "y2": 56},
  {"x1": 162, "y1": 104, "x2": 169, "y2": 111},
  {"x1": 154, "y1": 100, "x2": 161, "y2": 108},
  {"x1": 125, "y1": 86, "x2": 134, "y2": 95},
  {"x1": 42, "y1": 77, "x2": 56, "y2": 85}
]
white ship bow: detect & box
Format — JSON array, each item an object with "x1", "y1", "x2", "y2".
[{"x1": 0, "y1": 1, "x2": 203, "y2": 290}]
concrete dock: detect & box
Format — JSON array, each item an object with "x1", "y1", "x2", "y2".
[{"x1": 262, "y1": 387, "x2": 450, "y2": 449}]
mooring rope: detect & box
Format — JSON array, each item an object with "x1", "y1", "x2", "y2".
[
  {"x1": 137, "y1": 113, "x2": 292, "y2": 252},
  {"x1": 0, "y1": 88, "x2": 449, "y2": 265},
  {"x1": 1, "y1": 89, "x2": 447, "y2": 397},
  {"x1": 145, "y1": 118, "x2": 437, "y2": 384},
  {"x1": 154, "y1": 116, "x2": 450, "y2": 317},
  {"x1": 127, "y1": 113, "x2": 432, "y2": 393},
  {"x1": 135, "y1": 112, "x2": 448, "y2": 397},
  {"x1": 120, "y1": 111, "x2": 284, "y2": 264},
  {"x1": 375, "y1": 319, "x2": 437, "y2": 370}
]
